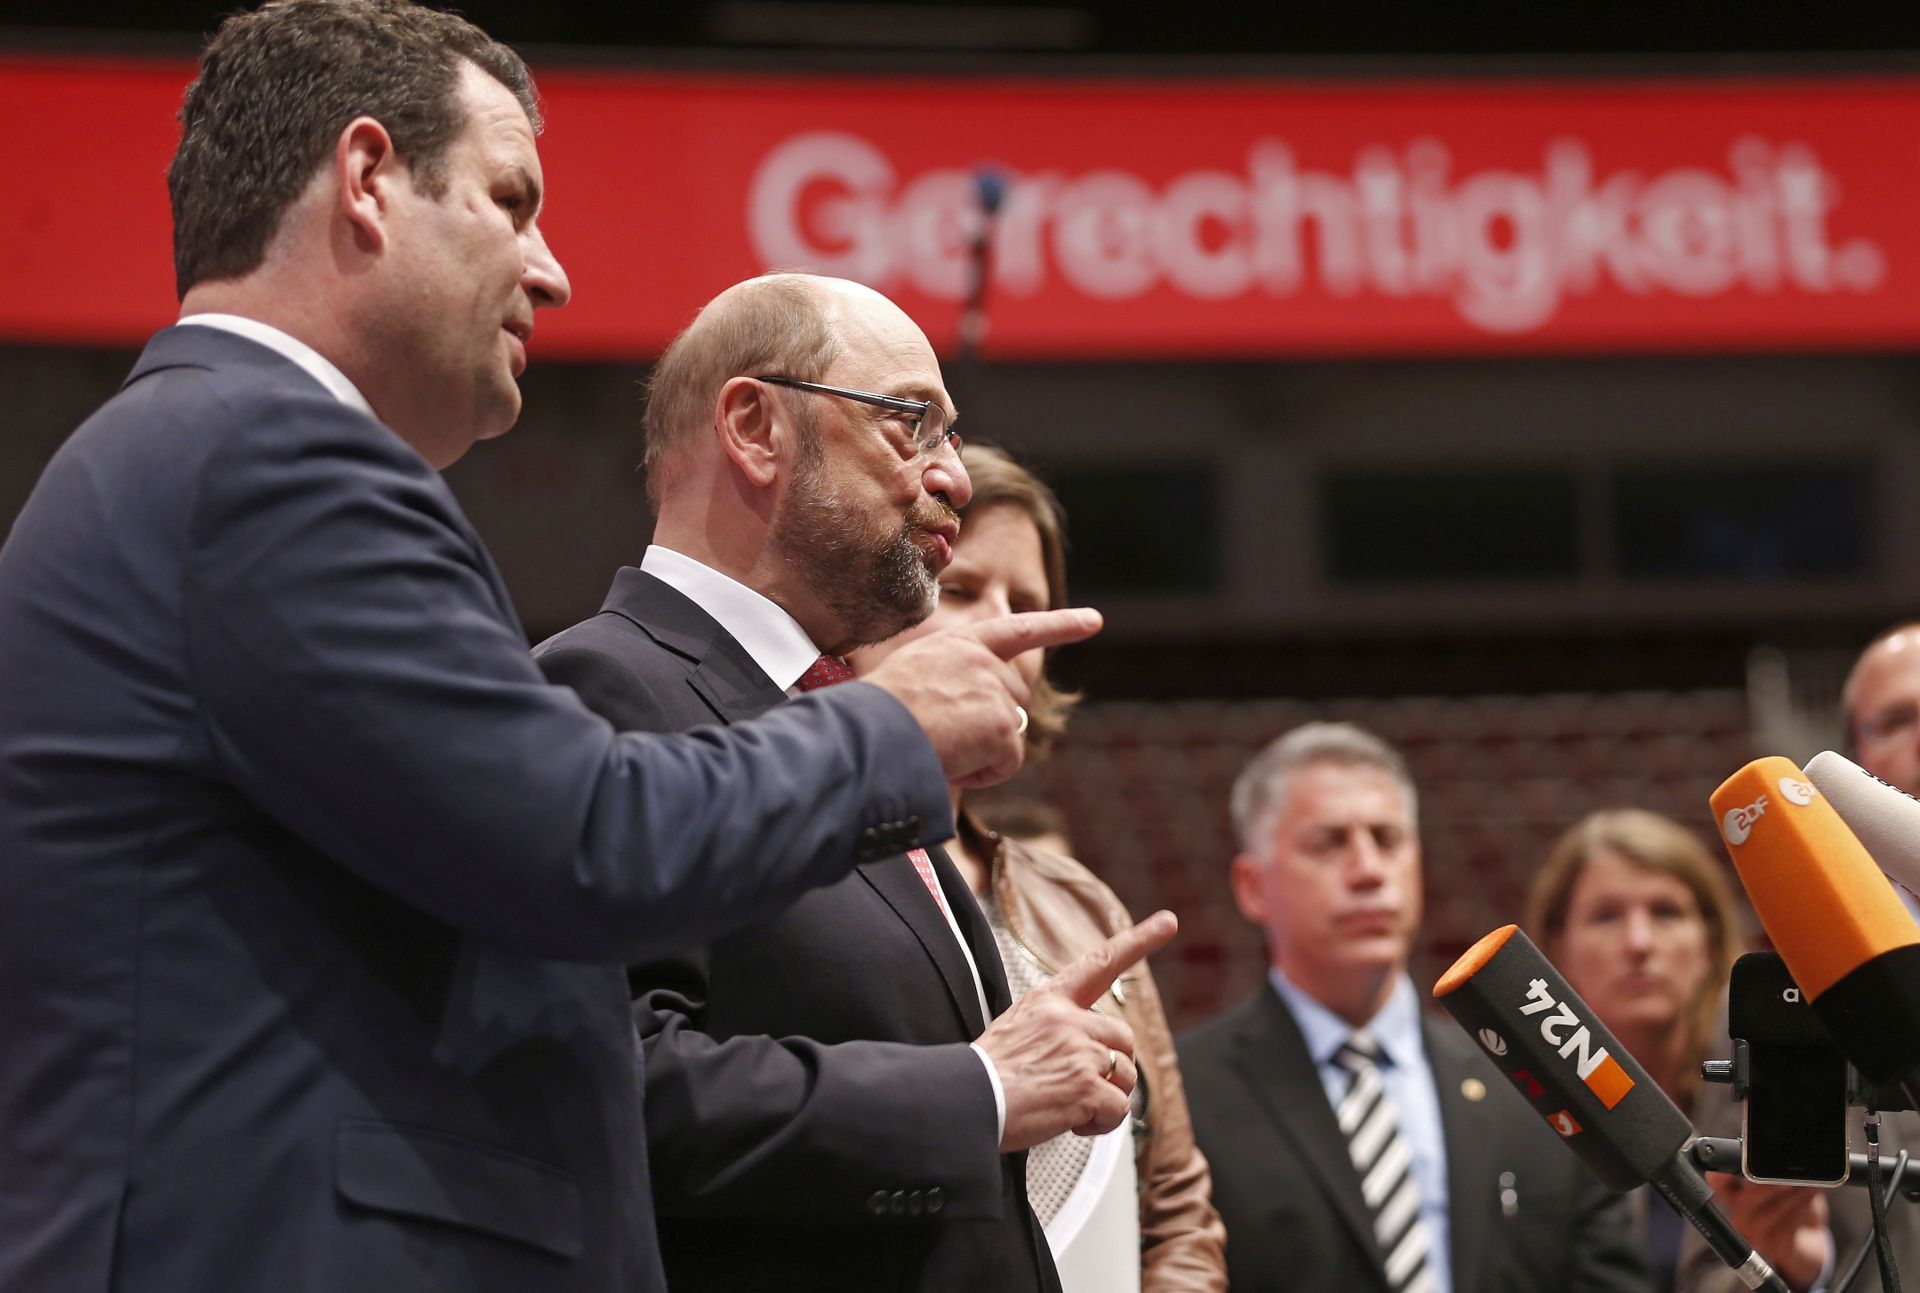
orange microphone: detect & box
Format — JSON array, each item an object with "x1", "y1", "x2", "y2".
[{"x1": 1710, "y1": 757, "x2": 1920, "y2": 1106}]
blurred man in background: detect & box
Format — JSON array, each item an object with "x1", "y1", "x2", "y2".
[{"x1": 1178, "y1": 721, "x2": 1647, "y2": 1293}]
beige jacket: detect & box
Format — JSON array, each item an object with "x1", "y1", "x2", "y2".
[{"x1": 968, "y1": 815, "x2": 1228, "y2": 1293}]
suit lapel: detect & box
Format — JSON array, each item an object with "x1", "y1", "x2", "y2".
[
  {"x1": 1428, "y1": 1019, "x2": 1500, "y2": 1293},
  {"x1": 1231, "y1": 987, "x2": 1384, "y2": 1280},
  {"x1": 855, "y1": 849, "x2": 989, "y2": 1038},
  {"x1": 602, "y1": 567, "x2": 993, "y2": 1040},
  {"x1": 931, "y1": 844, "x2": 1011, "y2": 1017},
  {"x1": 597, "y1": 568, "x2": 789, "y2": 723}
]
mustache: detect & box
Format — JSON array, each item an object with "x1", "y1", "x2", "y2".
[{"x1": 907, "y1": 500, "x2": 961, "y2": 535}]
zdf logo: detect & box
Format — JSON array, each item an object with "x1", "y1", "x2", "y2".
[
  {"x1": 1722, "y1": 793, "x2": 1768, "y2": 846},
  {"x1": 1778, "y1": 776, "x2": 1816, "y2": 807}
]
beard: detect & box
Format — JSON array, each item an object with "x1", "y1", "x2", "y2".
[{"x1": 777, "y1": 443, "x2": 954, "y2": 650}]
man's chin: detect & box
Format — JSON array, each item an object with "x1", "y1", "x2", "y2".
[{"x1": 478, "y1": 386, "x2": 523, "y2": 440}]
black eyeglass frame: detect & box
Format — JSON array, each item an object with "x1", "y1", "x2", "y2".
[{"x1": 756, "y1": 375, "x2": 958, "y2": 456}]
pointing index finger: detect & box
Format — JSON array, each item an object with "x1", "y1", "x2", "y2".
[
  {"x1": 1057, "y1": 910, "x2": 1177, "y2": 1010},
  {"x1": 967, "y1": 608, "x2": 1103, "y2": 662}
]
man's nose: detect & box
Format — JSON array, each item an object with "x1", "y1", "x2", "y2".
[
  {"x1": 1346, "y1": 837, "x2": 1388, "y2": 885},
  {"x1": 524, "y1": 226, "x2": 571, "y2": 309},
  {"x1": 925, "y1": 438, "x2": 970, "y2": 509}
]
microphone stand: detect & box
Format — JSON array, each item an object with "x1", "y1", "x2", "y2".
[{"x1": 1687, "y1": 1136, "x2": 1911, "y2": 1293}]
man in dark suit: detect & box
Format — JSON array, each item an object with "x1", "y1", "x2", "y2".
[
  {"x1": 1178, "y1": 722, "x2": 1650, "y2": 1293},
  {"x1": 0, "y1": 5, "x2": 1095, "y2": 1291},
  {"x1": 535, "y1": 272, "x2": 1171, "y2": 1293}
]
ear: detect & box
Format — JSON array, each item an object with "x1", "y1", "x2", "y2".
[
  {"x1": 712, "y1": 376, "x2": 785, "y2": 489},
  {"x1": 1229, "y1": 852, "x2": 1271, "y2": 926},
  {"x1": 335, "y1": 116, "x2": 401, "y2": 254}
]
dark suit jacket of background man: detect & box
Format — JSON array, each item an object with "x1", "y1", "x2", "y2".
[
  {"x1": 1179, "y1": 984, "x2": 1652, "y2": 1293},
  {"x1": 536, "y1": 565, "x2": 1060, "y2": 1293},
  {"x1": 0, "y1": 328, "x2": 953, "y2": 1293}
]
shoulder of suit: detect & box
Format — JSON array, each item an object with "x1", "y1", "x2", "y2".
[
  {"x1": 534, "y1": 611, "x2": 665, "y2": 661},
  {"x1": 1176, "y1": 987, "x2": 1272, "y2": 1057}
]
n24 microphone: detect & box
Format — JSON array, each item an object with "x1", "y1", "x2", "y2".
[
  {"x1": 1435, "y1": 924, "x2": 1789, "y2": 1292},
  {"x1": 1710, "y1": 757, "x2": 1920, "y2": 1108}
]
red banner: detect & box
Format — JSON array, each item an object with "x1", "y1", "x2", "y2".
[{"x1": 11, "y1": 55, "x2": 1920, "y2": 358}]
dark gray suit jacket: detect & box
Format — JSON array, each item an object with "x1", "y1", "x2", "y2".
[
  {"x1": 0, "y1": 327, "x2": 952, "y2": 1293},
  {"x1": 536, "y1": 566, "x2": 1060, "y2": 1293},
  {"x1": 1179, "y1": 984, "x2": 1652, "y2": 1293}
]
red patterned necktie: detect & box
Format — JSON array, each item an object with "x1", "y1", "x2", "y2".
[{"x1": 796, "y1": 654, "x2": 952, "y2": 920}]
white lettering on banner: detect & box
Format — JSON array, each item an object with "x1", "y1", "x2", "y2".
[{"x1": 748, "y1": 132, "x2": 1887, "y2": 334}]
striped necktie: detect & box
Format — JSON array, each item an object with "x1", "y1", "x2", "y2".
[{"x1": 1334, "y1": 1033, "x2": 1437, "y2": 1293}]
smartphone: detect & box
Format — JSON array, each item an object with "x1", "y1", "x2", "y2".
[{"x1": 1741, "y1": 1040, "x2": 1850, "y2": 1186}]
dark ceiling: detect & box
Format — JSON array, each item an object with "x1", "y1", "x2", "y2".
[{"x1": 3, "y1": 1, "x2": 1916, "y2": 63}]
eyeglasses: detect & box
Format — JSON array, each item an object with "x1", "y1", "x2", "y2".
[{"x1": 757, "y1": 376, "x2": 959, "y2": 457}]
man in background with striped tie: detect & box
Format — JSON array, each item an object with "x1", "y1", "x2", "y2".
[
  {"x1": 1178, "y1": 722, "x2": 1648, "y2": 1293},
  {"x1": 534, "y1": 272, "x2": 1172, "y2": 1293}
]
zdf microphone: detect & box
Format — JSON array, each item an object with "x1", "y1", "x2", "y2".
[
  {"x1": 1710, "y1": 756, "x2": 1920, "y2": 1107},
  {"x1": 1435, "y1": 925, "x2": 1788, "y2": 1292}
]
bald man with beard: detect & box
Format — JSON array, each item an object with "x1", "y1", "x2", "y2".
[{"x1": 534, "y1": 273, "x2": 1171, "y2": 1293}]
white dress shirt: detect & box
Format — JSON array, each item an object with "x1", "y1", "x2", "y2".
[{"x1": 177, "y1": 313, "x2": 375, "y2": 418}]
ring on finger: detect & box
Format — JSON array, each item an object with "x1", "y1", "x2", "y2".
[
  {"x1": 1013, "y1": 705, "x2": 1030, "y2": 736},
  {"x1": 1102, "y1": 1048, "x2": 1119, "y2": 1080}
]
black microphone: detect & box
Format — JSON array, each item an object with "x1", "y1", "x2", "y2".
[
  {"x1": 955, "y1": 166, "x2": 1006, "y2": 363},
  {"x1": 1435, "y1": 924, "x2": 1790, "y2": 1293}
]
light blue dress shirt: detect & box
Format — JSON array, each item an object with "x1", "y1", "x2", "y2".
[{"x1": 1271, "y1": 967, "x2": 1454, "y2": 1293}]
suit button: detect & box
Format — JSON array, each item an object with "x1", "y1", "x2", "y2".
[
  {"x1": 867, "y1": 1190, "x2": 889, "y2": 1216},
  {"x1": 903, "y1": 815, "x2": 922, "y2": 838},
  {"x1": 890, "y1": 1190, "x2": 908, "y2": 1216},
  {"x1": 907, "y1": 1189, "x2": 924, "y2": 1216},
  {"x1": 926, "y1": 1186, "x2": 944, "y2": 1213}
]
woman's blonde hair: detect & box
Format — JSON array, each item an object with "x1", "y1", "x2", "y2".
[{"x1": 1526, "y1": 808, "x2": 1744, "y2": 1109}]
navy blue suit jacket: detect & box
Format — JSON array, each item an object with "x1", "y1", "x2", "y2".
[{"x1": 0, "y1": 326, "x2": 952, "y2": 1293}]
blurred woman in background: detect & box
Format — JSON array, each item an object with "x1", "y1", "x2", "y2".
[
  {"x1": 1528, "y1": 808, "x2": 1828, "y2": 1293},
  {"x1": 852, "y1": 444, "x2": 1226, "y2": 1293}
]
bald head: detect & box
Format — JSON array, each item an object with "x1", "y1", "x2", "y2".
[
  {"x1": 643, "y1": 273, "x2": 921, "y2": 504},
  {"x1": 1845, "y1": 622, "x2": 1920, "y2": 795}
]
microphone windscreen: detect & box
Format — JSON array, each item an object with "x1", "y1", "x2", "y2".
[
  {"x1": 1710, "y1": 757, "x2": 1917, "y2": 999},
  {"x1": 1712, "y1": 756, "x2": 1920, "y2": 1087},
  {"x1": 1435, "y1": 924, "x2": 1692, "y2": 1191},
  {"x1": 1803, "y1": 750, "x2": 1920, "y2": 914}
]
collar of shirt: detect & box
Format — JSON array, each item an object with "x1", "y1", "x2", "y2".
[
  {"x1": 1268, "y1": 965, "x2": 1424, "y2": 1072},
  {"x1": 176, "y1": 314, "x2": 376, "y2": 420},
  {"x1": 639, "y1": 545, "x2": 821, "y2": 692}
]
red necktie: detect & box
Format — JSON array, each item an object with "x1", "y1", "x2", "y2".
[{"x1": 796, "y1": 654, "x2": 952, "y2": 920}]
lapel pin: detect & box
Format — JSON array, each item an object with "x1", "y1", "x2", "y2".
[{"x1": 1461, "y1": 1077, "x2": 1486, "y2": 1102}]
